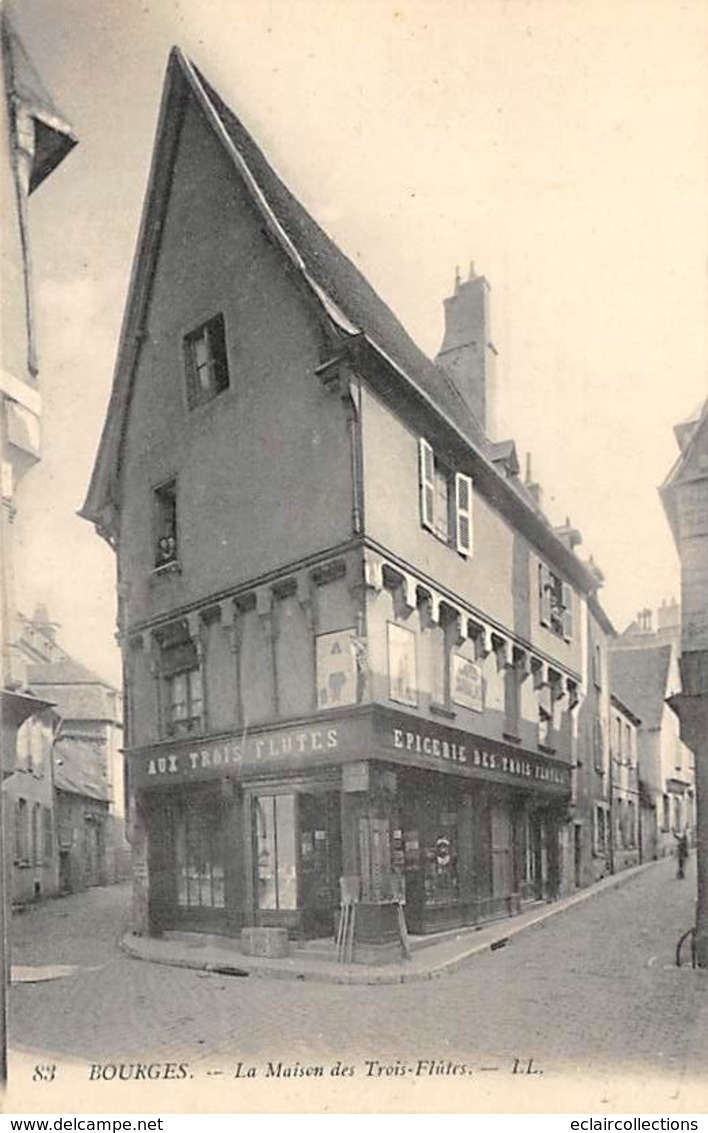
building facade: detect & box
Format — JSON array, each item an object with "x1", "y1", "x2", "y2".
[
  {"x1": 573, "y1": 594, "x2": 614, "y2": 887},
  {"x1": 610, "y1": 606, "x2": 695, "y2": 863},
  {"x1": 660, "y1": 400, "x2": 708, "y2": 966},
  {"x1": 83, "y1": 50, "x2": 615, "y2": 945},
  {"x1": 1, "y1": 12, "x2": 76, "y2": 924},
  {"x1": 28, "y1": 647, "x2": 127, "y2": 892},
  {"x1": 6, "y1": 607, "x2": 127, "y2": 903},
  {"x1": 607, "y1": 695, "x2": 641, "y2": 874}
]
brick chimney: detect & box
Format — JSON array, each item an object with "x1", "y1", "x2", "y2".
[
  {"x1": 435, "y1": 263, "x2": 498, "y2": 438},
  {"x1": 524, "y1": 453, "x2": 543, "y2": 512},
  {"x1": 657, "y1": 596, "x2": 680, "y2": 637}
]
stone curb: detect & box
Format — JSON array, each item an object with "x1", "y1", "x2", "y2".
[{"x1": 120, "y1": 858, "x2": 658, "y2": 986}]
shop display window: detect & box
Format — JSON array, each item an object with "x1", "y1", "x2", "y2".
[
  {"x1": 423, "y1": 808, "x2": 459, "y2": 906},
  {"x1": 175, "y1": 799, "x2": 225, "y2": 909},
  {"x1": 521, "y1": 813, "x2": 537, "y2": 883},
  {"x1": 255, "y1": 794, "x2": 297, "y2": 910}
]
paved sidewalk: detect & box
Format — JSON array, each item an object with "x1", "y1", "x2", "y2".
[{"x1": 123, "y1": 858, "x2": 661, "y2": 985}]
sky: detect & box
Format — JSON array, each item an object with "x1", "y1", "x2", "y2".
[{"x1": 9, "y1": 0, "x2": 708, "y2": 686}]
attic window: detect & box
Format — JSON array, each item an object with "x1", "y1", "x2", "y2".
[
  {"x1": 183, "y1": 313, "x2": 230, "y2": 410},
  {"x1": 154, "y1": 478, "x2": 178, "y2": 570}
]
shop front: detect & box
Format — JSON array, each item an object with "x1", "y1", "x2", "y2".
[{"x1": 128, "y1": 706, "x2": 571, "y2": 942}]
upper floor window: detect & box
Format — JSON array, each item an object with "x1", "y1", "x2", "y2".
[
  {"x1": 154, "y1": 478, "x2": 177, "y2": 570},
  {"x1": 183, "y1": 313, "x2": 230, "y2": 410},
  {"x1": 593, "y1": 714, "x2": 605, "y2": 772},
  {"x1": 614, "y1": 715, "x2": 622, "y2": 759},
  {"x1": 593, "y1": 643, "x2": 602, "y2": 688},
  {"x1": 160, "y1": 630, "x2": 203, "y2": 736},
  {"x1": 14, "y1": 798, "x2": 28, "y2": 862},
  {"x1": 539, "y1": 564, "x2": 573, "y2": 640},
  {"x1": 418, "y1": 438, "x2": 472, "y2": 556}
]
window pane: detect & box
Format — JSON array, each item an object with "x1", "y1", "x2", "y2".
[
  {"x1": 175, "y1": 799, "x2": 224, "y2": 909},
  {"x1": 256, "y1": 797, "x2": 277, "y2": 909},
  {"x1": 433, "y1": 466, "x2": 449, "y2": 541},
  {"x1": 184, "y1": 315, "x2": 230, "y2": 408},
  {"x1": 212, "y1": 863, "x2": 225, "y2": 908},
  {"x1": 424, "y1": 806, "x2": 458, "y2": 906},
  {"x1": 275, "y1": 795, "x2": 297, "y2": 910},
  {"x1": 171, "y1": 673, "x2": 188, "y2": 720},
  {"x1": 188, "y1": 670, "x2": 203, "y2": 720}
]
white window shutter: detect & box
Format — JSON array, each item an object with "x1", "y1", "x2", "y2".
[
  {"x1": 455, "y1": 472, "x2": 473, "y2": 556},
  {"x1": 419, "y1": 438, "x2": 435, "y2": 531},
  {"x1": 562, "y1": 582, "x2": 574, "y2": 640}
]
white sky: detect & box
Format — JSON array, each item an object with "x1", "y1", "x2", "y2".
[{"x1": 10, "y1": 0, "x2": 708, "y2": 685}]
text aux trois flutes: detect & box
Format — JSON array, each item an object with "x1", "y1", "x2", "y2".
[{"x1": 144, "y1": 727, "x2": 339, "y2": 777}]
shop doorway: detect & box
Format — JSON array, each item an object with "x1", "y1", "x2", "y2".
[
  {"x1": 299, "y1": 793, "x2": 341, "y2": 937},
  {"x1": 253, "y1": 790, "x2": 341, "y2": 938}
]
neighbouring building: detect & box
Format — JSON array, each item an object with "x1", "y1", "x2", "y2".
[
  {"x1": 1, "y1": 11, "x2": 76, "y2": 913},
  {"x1": 574, "y1": 591, "x2": 615, "y2": 887},
  {"x1": 607, "y1": 694, "x2": 641, "y2": 874},
  {"x1": 610, "y1": 604, "x2": 695, "y2": 863},
  {"x1": 22, "y1": 606, "x2": 127, "y2": 895},
  {"x1": 6, "y1": 605, "x2": 127, "y2": 903},
  {"x1": 7, "y1": 691, "x2": 56, "y2": 904},
  {"x1": 660, "y1": 398, "x2": 708, "y2": 967},
  {"x1": 82, "y1": 49, "x2": 617, "y2": 948}
]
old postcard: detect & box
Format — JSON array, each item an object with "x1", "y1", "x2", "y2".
[{"x1": 2, "y1": 0, "x2": 708, "y2": 1117}]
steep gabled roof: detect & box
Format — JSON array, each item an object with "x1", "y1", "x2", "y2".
[
  {"x1": 660, "y1": 397, "x2": 708, "y2": 545},
  {"x1": 27, "y1": 659, "x2": 120, "y2": 722},
  {"x1": 28, "y1": 658, "x2": 109, "y2": 686},
  {"x1": 1, "y1": 11, "x2": 77, "y2": 192},
  {"x1": 54, "y1": 737, "x2": 110, "y2": 802},
  {"x1": 81, "y1": 47, "x2": 484, "y2": 533},
  {"x1": 198, "y1": 69, "x2": 483, "y2": 440},
  {"x1": 609, "y1": 645, "x2": 672, "y2": 731},
  {"x1": 80, "y1": 48, "x2": 602, "y2": 598}
]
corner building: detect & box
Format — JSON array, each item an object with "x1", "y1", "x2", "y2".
[{"x1": 83, "y1": 50, "x2": 606, "y2": 945}]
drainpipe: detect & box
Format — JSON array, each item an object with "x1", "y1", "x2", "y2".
[{"x1": 608, "y1": 757, "x2": 615, "y2": 876}]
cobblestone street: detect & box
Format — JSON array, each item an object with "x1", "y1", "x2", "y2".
[{"x1": 8, "y1": 855, "x2": 708, "y2": 1111}]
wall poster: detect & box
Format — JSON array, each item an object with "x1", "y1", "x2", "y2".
[
  {"x1": 316, "y1": 627, "x2": 357, "y2": 709},
  {"x1": 387, "y1": 621, "x2": 418, "y2": 707},
  {"x1": 451, "y1": 653, "x2": 484, "y2": 712}
]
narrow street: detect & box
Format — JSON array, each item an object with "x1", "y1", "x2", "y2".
[{"x1": 8, "y1": 855, "x2": 708, "y2": 1100}]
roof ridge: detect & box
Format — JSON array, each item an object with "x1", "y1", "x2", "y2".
[{"x1": 191, "y1": 60, "x2": 486, "y2": 445}]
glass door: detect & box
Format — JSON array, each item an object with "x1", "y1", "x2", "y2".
[{"x1": 298, "y1": 792, "x2": 341, "y2": 938}]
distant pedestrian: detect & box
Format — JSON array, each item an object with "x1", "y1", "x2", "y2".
[{"x1": 674, "y1": 831, "x2": 689, "y2": 880}]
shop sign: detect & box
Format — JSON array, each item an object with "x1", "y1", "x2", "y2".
[
  {"x1": 387, "y1": 622, "x2": 417, "y2": 707},
  {"x1": 375, "y1": 709, "x2": 570, "y2": 794},
  {"x1": 451, "y1": 654, "x2": 483, "y2": 712},
  {"x1": 316, "y1": 629, "x2": 357, "y2": 709},
  {"x1": 130, "y1": 718, "x2": 359, "y2": 788}
]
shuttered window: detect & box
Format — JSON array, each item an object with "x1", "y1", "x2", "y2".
[
  {"x1": 419, "y1": 438, "x2": 435, "y2": 531},
  {"x1": 455, "y1": 472, "x2": 473, "y2": 556},
  {"x1": 418, "y1": 438, "x2": 473, "y2": 556},
  {"x1": 539, "y1": 563, "x2": 574, "y2": 641},
  {"x1": 561, "y1": 582, "x2": 573, "y2": 640}
]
